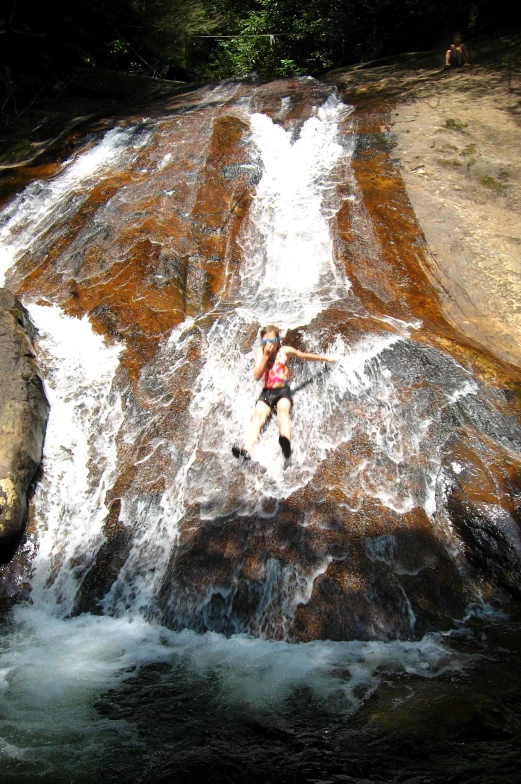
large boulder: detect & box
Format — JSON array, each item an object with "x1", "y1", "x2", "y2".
[{"x1": 0, "y1": 289, "x2": 48, "y2": 552}]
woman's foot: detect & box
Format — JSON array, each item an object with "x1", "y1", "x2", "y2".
[{"x1": 232, "y1": 446, "x2": 251, "y2": 460}]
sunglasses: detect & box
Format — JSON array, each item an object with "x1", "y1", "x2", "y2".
[{"x1": 261, "y1": 338, "x2": 278, "y2": 345}]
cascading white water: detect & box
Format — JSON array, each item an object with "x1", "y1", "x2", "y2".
[
  {"x1": 1, "y1": 86, "x2": 482, "y2": 627},
  {"x1": 100, "y1": 93, "x2": 405, "y2": 623},
  {"x1": 99, "y1": 92, "x2": 480, "y2": 632},
  {"x1": 238, "y1": 94, "x2": 352, "y2": 325},
  {"x1": 26, "y1": 305, "x2": 123, "y2": 615},
  {"x1": 0, "y1": 125, "x2": 151, "y2": 286}
]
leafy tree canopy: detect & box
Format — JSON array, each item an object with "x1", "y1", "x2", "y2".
[{"x1": 0, "y1": 0, "x2": 518, "y2": 84}]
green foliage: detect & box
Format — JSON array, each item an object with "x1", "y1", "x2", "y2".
[
  {"x1": 1, "y1": 0, "x2": 519, "y2": 88},
  {"x1": 438, "y1": 157, "x2": 463, "y2": 167},
  {"x1": 136, "y1": 0, "x2": 219, "y2": 74},
  {"x1": 190, "y1": 0, "x2": 353, "y2": 78},
  {"x1": 479, "y1": 174, "x2": 505, "y2": 191},
  {"x1": 461, "y1": 143, "x2": 477, "y2": 155},
  {"x1": 444, "y1": 118, "x2": 469, "y2": 132}
]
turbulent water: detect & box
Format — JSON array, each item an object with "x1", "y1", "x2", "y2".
[{"x1": 0, "y1": 77, "x2": 521, "y2": 781}]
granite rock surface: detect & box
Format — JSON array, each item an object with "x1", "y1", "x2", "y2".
[{"x1": 0, "y1": 289, "x2": 48, "y2": 549}]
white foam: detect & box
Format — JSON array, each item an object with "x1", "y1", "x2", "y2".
[
  {"x1": 102, "y1": 314, "x2": 462, "y2": 625},
  {"x1": 238, "y1": 93, "x2": 354, "y2": 326},
  {"x1": 0, "y1": 87, "x2": 486, "y2": 641},
  {"x1": 445, "y1": 379, "x2": 478, "y2": 404},
  {"x1": 0, "y1": 607, "x2": 472, "y2": 740},
  {"x1": 27, "y1": 305, "x2": 123, "y2": 616}
]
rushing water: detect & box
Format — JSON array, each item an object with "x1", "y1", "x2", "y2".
[{"x1": 0, "y1": 78, "x2": 520, "y2": 781}]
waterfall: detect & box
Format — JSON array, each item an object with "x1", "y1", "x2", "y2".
[
  {"x1": 25, "y1": 304, "x2": 123, "y2": 616},
  {"x1": 238, "y1": 94, "x2": 353, "y2": 325},
  {"x1": 0, "y1": 83, "x2": 505, "y2": 632},
  {"x1": 0, "y1": 125, "x2": 150, "y2": 286},
  {"x1": 0, "y1": 78, "x2": 519, "y2": 778}
]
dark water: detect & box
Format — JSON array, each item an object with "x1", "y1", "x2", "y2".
[
  {"x1": 1, "y1": 606, "x2": 520, "y2": 783},
  {"x1": 92, "y1": 623, "x2": 521, "y2": 784}
]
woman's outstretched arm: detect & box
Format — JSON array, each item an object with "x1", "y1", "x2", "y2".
[{"x1": 284, "y1": 347, "x2": 337, "y2": 362}]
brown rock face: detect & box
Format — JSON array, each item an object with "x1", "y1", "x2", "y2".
[
  {"x1": 1, "y1": 76, "x2": 521, "y2": 641},
  {"x1": 0, "y1": 289, "x2": 48, "y2": 548},
  {"x1": 444, "y1": 430, "x2": 521, "y2": 601},
  {"x1": 390, "y1": 67, "x2": 521, "y2": 370}
]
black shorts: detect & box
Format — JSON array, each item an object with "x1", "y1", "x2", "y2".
[{"x1": 257, "y1": 386, "x2": 293, "y2": 411}]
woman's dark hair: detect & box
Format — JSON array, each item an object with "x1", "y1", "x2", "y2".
[{"x1": 260, "y1": 324, "x2": 280, "y2": 340}]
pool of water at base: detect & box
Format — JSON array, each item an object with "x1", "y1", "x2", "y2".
[{"x1": 1, "y1": 606, "x2": 521, "y2": 783}]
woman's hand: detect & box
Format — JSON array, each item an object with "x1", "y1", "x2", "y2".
[{"x1": 264, "y1": 341, "x2": 277, "y2": 358}]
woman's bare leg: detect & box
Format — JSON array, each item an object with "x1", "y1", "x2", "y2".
[
  {"x1": 244, "y1": 401, "x2": 272, "y2": 453},
  {"x1": 276, "y1": 398, "x2": 292, "y2": 441}
]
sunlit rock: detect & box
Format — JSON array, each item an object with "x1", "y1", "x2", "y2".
[{"x1": 0, "y1": 289, "x2": 48, "y2": 548}]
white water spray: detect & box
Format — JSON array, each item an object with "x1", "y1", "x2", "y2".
[
  {"x1": 102, "y1": 94, "x2": 364, "y2": 621},
  {"x1": 27, "y1": 305, "x2": 123, "y2": 616},
  {"x1": 239, "y1": 94, "x2": 353, "y2": 326}
]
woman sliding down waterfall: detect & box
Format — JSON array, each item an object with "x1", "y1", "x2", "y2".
[{"x1": 232, "y1": 324, "x2": 336, "y2": 463}]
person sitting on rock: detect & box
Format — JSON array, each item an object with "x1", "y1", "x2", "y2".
[
  {"x1": 232, "y1": 325, "x2": 336, "y2": 463},
  {"x1": 445, "y1": 33, "x2": 469, "y2": 67}
]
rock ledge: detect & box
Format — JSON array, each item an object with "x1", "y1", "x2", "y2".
[{"x1": 0, "y1": 290, "x2": 49, "y2": 552}]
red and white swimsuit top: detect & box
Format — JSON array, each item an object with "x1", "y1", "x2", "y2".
[{"x1": 264, "y1": 351, "x2": 290, "y2": 389}]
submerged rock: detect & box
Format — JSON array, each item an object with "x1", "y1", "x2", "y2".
[{"x1": 0, "y1": 289, "x2": 48, "y2": 552}]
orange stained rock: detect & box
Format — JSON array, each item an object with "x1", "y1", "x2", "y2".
[
  {"x1": 10, "y1": 105, "x2": 256, "y2": 385},
  {"x1": 337, "y1": 102, "x2": 521, "y2": 391},
  {"x1": 447, "y1": 429, "x2": 521, "y2": 510}
]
